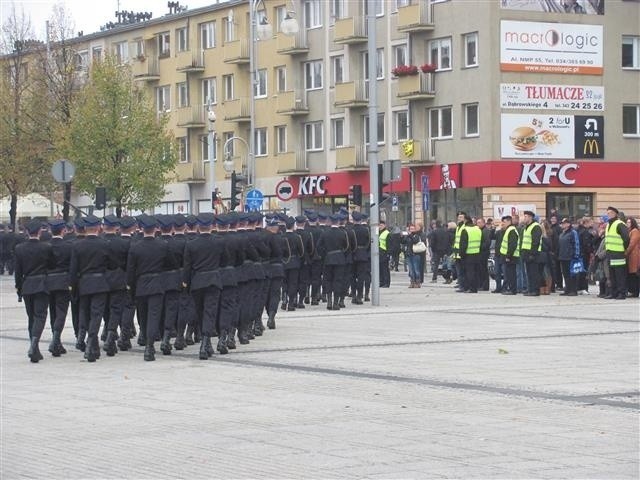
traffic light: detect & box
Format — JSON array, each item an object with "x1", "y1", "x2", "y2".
[
  {"x1": 378, "y1": 164, "x2": 390, "y2": 205},
  {"x1": 95, "y1": 187, "x2": 107, "y2": 210},
  {"x1": 349, "y1": 184, "x2": 363, "y2": 207},
  {"x1": 230, "y1": 171, "x2": 246, "y2": 211}
]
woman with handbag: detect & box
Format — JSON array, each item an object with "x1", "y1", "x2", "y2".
[
  {"x1": 625, "y1": 217, "x2": 640, "y2": 298},
  {"x1": 558, "y1": 218, "x2": 581, "y2": 296},
  {"x1": 403, "y1": 224, "x2": 426, "y2": 288}
]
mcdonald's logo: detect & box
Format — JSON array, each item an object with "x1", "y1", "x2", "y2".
[{"x1": 583, "y1": 139, "x2": 600, "y2": 155}]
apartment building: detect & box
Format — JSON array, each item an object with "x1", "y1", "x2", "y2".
[{"x1": 9, "y1": 0, "x2": 640, "y2": 222}]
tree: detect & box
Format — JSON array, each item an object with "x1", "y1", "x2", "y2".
[
  {"x1": 0, "y1": 7, "x2": 52, "y2": 227},
  {"x1": 56, "y1": 55, "x2": 176, "y2": 217}
]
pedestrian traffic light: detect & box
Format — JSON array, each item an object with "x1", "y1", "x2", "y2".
[
  {"x1": 230, "y1": 171, "x2": 246, "y2": 211},
  {"x1": 349, "y1": 184, "x2": 363, "y2": 207},
  {"x1": 378, "y1": 164, "x2": 390, "y2": 205},
  {"x1": 95, "y1": 187, "x2": 107, "y2": 210}
]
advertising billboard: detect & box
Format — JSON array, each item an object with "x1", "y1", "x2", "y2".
[
  {"x1": 501, "y1": 114, "x2": 604, "y2": 159},
  {"x1": 500, "y1": 83, "x2": 605, "y2": 111},
  {"x1": 501, "y1": 0, "x2": 603, "y2": 15},
  {"x1": 500, "y1": 21, "x2": 603, "y2": 75}
]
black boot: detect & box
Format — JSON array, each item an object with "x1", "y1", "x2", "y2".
[
  {"x1": 103, "y1": 331, "x2": 118, "y2": 357},
  {"x1": 311, "y1": 296, "x2": 319, "y2": 306},
  {"x1": 253, "y1": 320, "x2": 264, "y2": 337},
  {"x1": 217, "y1": 331, "x2": 229, "y2": 354},
  {"x1": 193, "y1": 325, "x2": 202, "y2": 344},
  {"x1": 117, "y1": 331, "x2": 132, "y2": 351},
  {"x1": 321, "y1": 293, "x2": 327, "y2": 303},
  {"x1": 137, "y1": 331, "x2": 146, "y2": 347},
  {"x1": 160, "y1": 331, "x2": 172, "y2": 355},
  {"x1": 185, "y1": 325, "x2": 195, "y2": 345},
  {"x1": 296, "y1": 295, "x2": 305, "y2": 308},
  {"x1": 84, "y1": 335, "x2": 99, "y2": 362},
  {"x1": 49, "y1": 330, "x2": 63, "y2": 357},
  {"x1": 333, "y1": 298, "x2": 340, "y2": 310},
  {"x1": 205, "y1": 337, "x2": 215, "y2": 357},
  {"x1": 144, "y1": 341, "x2": 155, "y2": 361},
  {"x1": 173, "y1": 332, "x2": 186, "y2": 350},
  {"x1": 75, "y1": 329, "x2": 87, "y2": 352},
  {"x1": 100, "y1": 328, "x2": 108, "y2": 342},
  {"x1": 28, "y1": 337, "x2": 43, "y2": 363},
  {"x1": 338, "y1": 297, "x2": 346, "y2": 308},
  {"x1": 199, "y1": 336, "x2": 209, "y2": 360},
  {"x1": 326, "y1": 293, "x2": 334, "y2": 310},
  {"x1": 266, "y1": 312, "x2": 276, "y2": 329}
]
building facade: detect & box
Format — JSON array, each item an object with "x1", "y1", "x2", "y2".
[{"x1": 7, "y1": 0, "x2": 640, "y2": 223}]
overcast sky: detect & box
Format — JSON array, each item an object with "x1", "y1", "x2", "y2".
[{"x1": 1, "y1": 0, "x2": 223, "y2": 40}]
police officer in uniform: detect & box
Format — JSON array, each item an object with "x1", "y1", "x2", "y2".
[
  {"x1": 157, "y1": 215, "x2": 182, "y2": 355},
  {"x1": 14, "y1": 220, "x2": 52, "y2": 363},
  {"x1": 318, "y1": 214, "x2": 349, "y2": 310},
  {"x1": 46, "y1": 219, "x2": 72, "y2": 356},
  {"x1": 520, "y1": 210, "x2": 543, "y2": 296},
  {"x1": 264, "y1": 218, "x2": 286, "y2": 329},
  {"x1": 458, "y1": 217, "x2": 481, "y2": 293},
  {"x1": 378, "y1": 220, "x2": 391, "y2": 288},
  {"x1": 351, "y1": 212, "x2": 370, "y2": 305},
  {"x1": 603, "y1": 206, "x2": 630, "y2": 299},
  {"x1": 294, "y1": 215, "x2": 313, "y2": 308},
  {"x1": 283, "y1": 217, "x2": 304, "y2": 311},
  {"x1": 183, "y1": 214, "x2": 201, "y2": 345},
  {"x1": 499, "y1": 215, "x2": 520, "y2": 295},
  {"x1": 216, "y1": 214, "x2": 242, "y2": 353}
]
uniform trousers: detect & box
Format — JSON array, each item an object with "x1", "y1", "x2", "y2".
[
  {"x1": 609, "y1": 264, "x2": 627, "y2": 298},
  {"x1": 310, "y1": 260, "x2": 323, "y2": 300},
  {"x1": 107, "y1": 290, "x2": 127, "y2": 331},
  {"x1": 266, "y1": 277, "x2": 283, "y2": 315},
  {"x1": 379, "y1": 251, "x2": 390, "y2": 287},
  {"x1": 161, "y1": 289, "x2": 179, "y2": 334},
  {"x1": 524, "y1": 257, "x2": 541, "y2": 294},
  {"x1": 176, "y1": 290, "x2": 194, "y2": 336},
  {"x1": 463, "y1": 254, "x2": 480, "y2": 292},
  {"x1": 48, "y1": 290, "x2": 70, "y2": 333},
  {"x1": 239, "y1": 280, "x2": 255, "y2": 333},
  {"x1": 79, "y1": 292, "x2": 108, "y2": 337},
  {"x1": 504, "y1": 260, "x2": 518, "y2": 294},
  {"x1": 323, "y1": 264, "x2": 345, "y2": 296},
  {"x1": 218, "y1": 285, "x2": 239, "y2": 334},
  {"x1": 25, "y1": 292, "x2": 49, "y2": 340},
  {"x1": 135, "y1": 294, "x2": 163, "y2": 343},
  {"x1": 285, "y1": 268, "x2": 299, "y2": 304},
  {"x1": 354, "y1": 261, "x2": 370, "y2": 298},
  {"x1": 192, "y1": 286, "x2": 220, "y2": 337},
  {"x1": 120, "y1": 294, "x2": 136, "y2": 338},
  {"x1": 70, "y1": 294, "x2": 80, "y2": 337},
  {"x1": 297, "y1": 264, "x2": 310, "y2": 301}
]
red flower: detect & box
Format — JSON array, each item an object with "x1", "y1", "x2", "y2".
[
  {"x1": 391, "y1": 65, "x2": 419, "y2": 77},
  {"x1": 420, "y1": 63, "x2": 437, "y2": 73}
]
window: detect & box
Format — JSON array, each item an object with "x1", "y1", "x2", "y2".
[
  {"x1": 394, "y1": 111, "x2": 409, "y2": 142},
  {"x1": 394, "y1": 0, "x2": 410, "y2": 10},
  {"x1": 463, "y1": 103, "x2": 479, "y2": 137},
  {"x1": 177, "y1": 82, "x2": 189, "y2": 108},
  {"x1": 430, "y1": 107, "x2": 452, "y2": 138},
  {"x1": 75, "y1": 50, "x2": 89, "y2": 70},
  {"x1": 364, "y1": 0, "x2": 384, "y2": 16},
  {"x1": 158, "y1": 32, "x2": 170, "y2": 57},
  {"x1": 623, "y1": 105, "x2": 640, "y2": 136},
  {"x1": 201, "y1": 134, "x2": 216, "y2": 162},
  {"x1": 304, "y1": 0, "x2": 322, "y2": 28},
  {"x1": 202, "y1": 77, "x2": 217, "y2": 105},
  {"x1": 223, "y1": 74, "x2": 234, "y2": 100},
  {"x1": 133, "y1": 39, "x2": 144, "y2": 58},
  {"x1": 114, "y1": 41, "x2": 128, "y2": 63},
  {"x1": 330, "y1": 0, "x2": 345, "y2": 21},
  {"x1": 392, "y1": 44, "x2": 407, "y2": 68},
  {"x1": 156, "y1": 85, "x2": 171, "y2": 112},
  {"x1": 622, "y1": 36, "x2": 640, "y2": 69},
  {"x1": 364, "y1": 113, "x2": 385, "y2": 145},
  {"x1": 201, "y1": 22, "x2": 216, "y2": 49},
  {"x1": 223, "y1": 132, "x2": 235, "y2": 157},
  {"x1": 304, "y1": 60, "x2": 323, "y2": 90},
  {"x1": 332, "y1": 118, "x2": 345, "y2": 148},
  {"x1": 331, "y1": 55, "x2": 344, "y2": 86},
  {"x1": 255, "y1": 128, "x2": 268, "y2": 156},
  {"x1": 276, "y1": 126, "x2": 287, "y2": 153},
  {"x1": 363, "y1": 48, "x2": 384, "y2": 80},
  {"x1": 430, "y1": 37, "x2": 452, "y2": 70},
  {"x1": 225, "y1": 12, "x2": 235, "y2": 42},
  {"x1": 275, "y1": 66, "x2": 287, "y2": 92},
  {"x1": 254, "y1": 68, "x2": 267, "y2": 98},
  {"x1": 305, "y1": 122, "x2": 323, "y2": 151},
  {"x1": 177, "y1": 28, "x2": 188, "y2": 52},
  {"x1": 92, "y1": 46, "x2": 102, "y2": 61},
  {"x1": 177, "y1": 137, "x2": 188, "y2": 163},
  {"x1": 275, "y1": 6, "x2": 286, "y2": 33},
  {"x1": 464, "y1": 32, "x2": 478, "y2": 67}
]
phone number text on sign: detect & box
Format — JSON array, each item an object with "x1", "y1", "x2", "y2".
[{"x1": 500, "y1": 83, "x2": 604, "y2": 111}]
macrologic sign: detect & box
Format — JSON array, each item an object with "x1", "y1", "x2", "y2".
[
  {"x1": 501, "y1": 21, "x2": 603, "y2": 75},
  {"x1": 500, "y1": 83, "x2": 605, "y2": 111}
]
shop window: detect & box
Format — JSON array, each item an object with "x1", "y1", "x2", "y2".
[{"x1": 546, "y1": 193, "x2": 593, "y2": 220}]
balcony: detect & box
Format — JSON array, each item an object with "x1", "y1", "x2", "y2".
[
  {"x1": 333, "y1": 17, "x2": 367, "y2": 45},
  {"x1": 175, "y1": 161, "x2": 205, "y2": 183},
  {"x1": 397, "y1": 2, "x2": 434, "y2": 33},
  {"x1": 276, "y1": 151, "x2": 309, "y2": 174},
  {"x1": 132, "y1": 56, "x2": 160, "y2": 82},
  {"x1": 276, "y1": 30, "x2": 309, "y2": 55},
  {"x1": 334, "y1": 81, "x2": 368, "y2": 109},
  {"x1": 223, "y1": 39, "x2": 249, "y2": 64},
  {"x1": 398, "y1": 139, "x2": 436, "y2": 165},
  {"x1": 176, "y1": 105, "x2": 206, "y2": 129},
  {"x1": 335, "y1": 145, "x2": 367, "y2": 170},
  {"x1": 176, "y1": 50, "x2": 205, "y2": 73},
  {"x1": 223, "y1": 97, "x2": 250, "y2": 123},
  {"x1": 276, "y1": 90, "x2": 309, "y2": 116},
  {"x1": 396, "y1": 73, "x2": 436, "y2": 100}
]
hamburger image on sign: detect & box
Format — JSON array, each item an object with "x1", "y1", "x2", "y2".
[{"x1": 509, "y1": 126, "x2": 538, "y2": 151}]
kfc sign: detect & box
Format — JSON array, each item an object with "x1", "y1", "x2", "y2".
[
  {"x1": 518, "y1": 163, "x2": 578, "y2": 185},
  {"x1": 298, "y1": 175, "x2": 328, "y2": 195}
]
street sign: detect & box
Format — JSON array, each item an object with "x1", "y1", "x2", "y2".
[
  {"x1": 422, "y1": 192, "x2": 430, "y2": 212},
  {"x1": 245, "y1": 189, "x2": 264, "y2": 211},
  {"x1": 51, "y1": 159, "x2": 75, "y2": 183},
  {"x1": 275, "y1": 180, "x2": 295, "y2": 201},
  {"x1": 391, "y1": 194, "x2": 399, "y2": 212},
  {"x1": 421, "y1": 174, "x2": 429, "y2": 193}
]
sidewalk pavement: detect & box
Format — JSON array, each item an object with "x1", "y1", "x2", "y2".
[{"x1": 1, "y1": 271, "x2": 638, "y2": 479}]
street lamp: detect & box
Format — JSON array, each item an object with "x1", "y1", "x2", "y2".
[
  {"x1": 207, "y1": 100, "x2": 216, "y2": 211},
  {"x1": 248, "y1": 0, "x2": 299, "y2": 188}
]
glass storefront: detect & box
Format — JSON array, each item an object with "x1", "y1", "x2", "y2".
[
  {"x1": 429, "y1": 188, "x2": 483, "y2": 223},
  {"x1": 546, "y1": 193, "x2": 594, "y2": 220}
]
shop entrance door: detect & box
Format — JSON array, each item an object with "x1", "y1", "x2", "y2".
[{"x1": 546, "y1": 193, "x2": 593, "y2": 220}]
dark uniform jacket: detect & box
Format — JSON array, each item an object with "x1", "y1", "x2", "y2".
[
  {"x1": 14, "y1": 239, "x2": 52, "y2": 295},
  {"x1": 295, "y1": 228, "x2": 314, "y2": 266},
  {"x1": 318, "y1": 227, "x2": 349, "y2": 266},
  {"x1": 126, "y1": 236, "x2": 177, "y2": 296},
  {"x1": 47, "y1": 237, "x2": 73, "y2": 291},
  {"x1": 283, "y1": 231, "x2": 304, "y2": 270},
  {"x1": 69, "y1": 236, "x2": 113, "y2": 295},
  {"x1": 266, "y1": 231, "x2": 286, "y2": 278},
  {"x1": 182, "y1": 233, "x2": 226, "y2": 290},
  {"x1": 104, "y1": 233, "x2": 130, "y2": 291},
  {"x1": 219, "y1": 232, "x2": 243, "y2": 287},
  {"x1": 352, "y1": 224, "x2": 371, "y2": 262}
]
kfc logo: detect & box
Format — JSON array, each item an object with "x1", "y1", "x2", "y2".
[
  {"x1": 518, "y1": 163, "x2": 578, "y2": 185},
  {"x1": 298, "y1": 175, "x2": 328, "y2": 195}
]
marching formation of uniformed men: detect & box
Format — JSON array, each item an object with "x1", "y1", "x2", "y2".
[{"x1": 13, "y1": 209, "x2": 372, "y2": 363}]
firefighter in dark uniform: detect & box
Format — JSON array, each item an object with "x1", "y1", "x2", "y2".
[
  {"x1": 216, "y1": 214, "x2": 242, "y2": 353},
  {"x1": 170, "y1": 214, "x2": 190, "y2": 349},
  {"x1": 183, "y1": 214, "x2": 200, "y2": 345},
  {"x1": 126, "y1": 214, "x2": 177, "y2": 361},
  {"x1": 113, "y1": 216, "x2": 137, "y2": 351},
  {"x1": 263, "y1": 218, "x2": 286, "y2": 329},
  {"x1": 351, "y1": 211, "x2": 370, "y2": 304},
  {"x1": 283, "y1": 217, "x2": 304, "y2": 311},
  {"x1": 294, "y1": 215, "x2": 313, "y2": 308},
  {"x1": 182, "y1": 213, "x2": 226, "y2": 360},
  {"x1": 69, "y1": 214, "x2": 113, "y2": 362},
  {"x1": 234, "y1": 213, "x2": 261, "y2": 344},
  {"x1": 46, "y1": 219, "x2": 72, "y2": 356},
  {"x1": 68, "y1": 217, "x2": 85, "y2": 341},
  {"x1": 157, "y1": 215, "x2": 183, "y2": 355},
  {"x1": 341, "y1": 213, "x2": 357, "y2": 308},
  {"x1": 14, "y1": 220, "x2": 52, "y2": 363},
  {"x1": 305, "y1": 212, "x2": 323, "y2": 305},
  {"x1": 520, "y1": 210, "x2": 543, "y2": 296},
  {"x1": 247, "y1": 213, "x2": 270, "y2": 336},
  {"x1": 318, "y1": 214, "x2": 349, "y2": 310}
]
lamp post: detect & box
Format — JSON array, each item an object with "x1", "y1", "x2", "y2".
[
  {"x1": 248, "y1": 0, "x2": 299, "y2": 188},
  {"x1": 207, "y1": 100, "x2": 216, "y2": 211}
]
